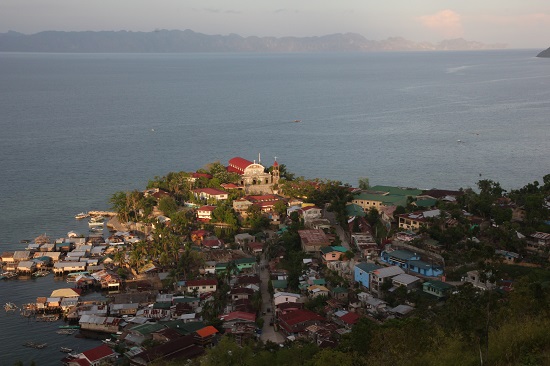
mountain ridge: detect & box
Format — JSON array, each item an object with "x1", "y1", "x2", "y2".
[{"x1": 0, "y1": 29, "x2": 507, "y2": 53}]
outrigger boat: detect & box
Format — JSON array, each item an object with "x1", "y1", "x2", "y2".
[{"x1": 60, "y1": 347, "x2": 73, "y2": 353}]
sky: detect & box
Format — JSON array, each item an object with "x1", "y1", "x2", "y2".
[{"x1": 1, "y1": 1, "x2": 550, "y2": 48}]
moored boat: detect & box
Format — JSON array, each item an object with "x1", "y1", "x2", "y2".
[
  {"x1": 60, "y1": 346, "x2": 73, "y2": 353},
  {"x1": 5, "y1": 302, "x2": 18, "y2": 311},
  {"x1": 75, "y1": 212, "x2": 89, "y2": 220}
]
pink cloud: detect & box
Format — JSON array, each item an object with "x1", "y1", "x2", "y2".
[{"x1": 418, "y1": 9, "x2": 464, "y2": 39}]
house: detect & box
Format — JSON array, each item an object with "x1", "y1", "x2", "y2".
[
  {"x1": 495, "y1": 249, "x2": 520, "y2": 264},
  {"x1": 351, "y1": 233, "x2": 379, "y2": 258},
  {"x1": 234, "y1": 233, "x2": 256, "y2": 247},
  {"x1": 330, "y1": 287, "x2": 348, "y2": 301},
  {"x1": 197, "y1": 205, "x2": 216, "y2": 222},
  {"x1": 194, "y1": 326, "x2": 219, "y2": 347},
  {"x1": 16, "y1": 260, "x2": 36, "y2": 274},
  {"x1": 233, "y1": 257, "x2": 257, "y2": 272},
  {"x1": 320, "y1": 246, "x2": 348, "y2": 262},
  {"x1": 300, "y1": 206, "x2": 322, "y2": 222},
  {"x1": 380, "y1": 249, "x2": 443, "y2": 277},
  {"x1": 79, "y1": 315, "x2": 121, "y2": 333},
  {"x1": 359, "y1": 292, "x2": 388, "y2": 315},
  {"x1": 391, "y1": 273, "x2": 421, "y2": 290},
  {"x1": 370, "y1": 266, "x2": 405, "y2": 296},
  {"x1": 526, "y1": 232, "x2": 550, "y2": 252},
  {"x1": 272, "y1": 280, "x2": 288, "y2": 292},
  {"x1": 273, "y1": 292, "x2": 301, "y2": 307},
  {"x1": 202, "y1": 238, "x2": 224, "y2": 249},
  {"x1": 219, "y1": 311, "x2": 256, "y2": 333},
  {"x1": 307, "y1": 285, "x2": 329, "y2": 298},
  {"x1": 64, "y1": 344, "x2": 117, "y2": 366},
  {"x1": 179, "y1": 279, "x2": 218, "y2": 295},
  {"x1": 333, "y1": 310, "x2": 360, "y2": 328},
  {"x1": 397, "y1": 209, "x2": 441, "y2": 232},
  {"x1": 463, "y1": 270, "x2": 496, "y2": 291},
  {"x1": 229, "y1": 287, "x2": 255, "y2": 302},
  {"x1": 388, "y1": 304, "x2": 415, "y2": 318},
  {"x1": 278, "y1": 309, "x2": 325, "y2": 337},
  {"x1": 192, "y1": 188, "x2": 228, "y2": 201},
  {"x1": 422, "y1": 280, "x2": 455, "y2": 298},
  {"x1": 354, "y1": 262, "x2": 382, "y2": 289},
  {"x1": 110, "y1": 303, "x2": 139, "y2": 316},
  {"x1": 53, "y1": 261, "x2": 87, "y2": 275},
  {"x1": 299, "y1": 229, "x2": 330, "y2": 253},
  {"x1": 129, "y1": 335, "x2": 204, "y2": 366}
]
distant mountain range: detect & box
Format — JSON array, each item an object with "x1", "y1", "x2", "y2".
[
  {"x1": 536, "y1": 46, "x2": 550, "y2": 57},
  {"x1": 0, "y1": 29, "x2": 507, "y2": 53}
]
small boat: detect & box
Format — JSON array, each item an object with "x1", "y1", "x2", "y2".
[
  {"x1": 293, "y1": 119, "x2": 301, "y2": 123},
  {"x1": 20, "y1": 239, "x2": 30, "y2": 244},
  {"x1": 89, "y1": 215, "x2": 105, "y2": 223},
  {"x1": 60, "y1": 347, "x2": 73, "y2": 353},
  {"x1": 67, "y1": 231, "x2": 82, "y2": 238},
  {"x1": 88, "y1": 221, "x2": 104, "y2": 228},
  {"x1": 5, "y1": 302, "x2": 18, "y2": 312},
  {"x1": 75, "y1": 212, "x2": 89, "y2": 220}
]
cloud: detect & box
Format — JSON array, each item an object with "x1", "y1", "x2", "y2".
[{"x1": 418, "y1": 10, "x2": 464, "y2": 38}]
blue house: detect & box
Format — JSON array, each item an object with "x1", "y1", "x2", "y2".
[
  {"x1": 354, "y1": 262, "x2": 382, "y2": 289},
  {"x1": 380, "y1": 249, "x2": 443, "y2": 277}
]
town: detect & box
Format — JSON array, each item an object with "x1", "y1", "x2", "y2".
[{"x1": 2, "y1": 156, "x2": 550, "y2": 366}]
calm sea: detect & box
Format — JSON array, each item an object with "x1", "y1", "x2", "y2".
[{"x1": 1, "y1": 49, "x2": 550, "y2": 364}]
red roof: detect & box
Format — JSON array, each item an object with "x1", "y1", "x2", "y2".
[
  {"x1": 186, "y1": 279, "x2": 218, "y2": 287},
  {"x1": 192, "y1": 172, "x2": 213, "y2": 179},
  {"x1": 228, "y1": 157, "x2": 253, "y2": 174},
  {"x1": 202, "y1": 238, "x2": 224, "y2": 248},
  {"x1": 82, "y1": 344, "x2": 115, "y2": 363},
  {"x1": 279, "y1": 309, "x2": 324, "y2": 327},
  {"x1": 198, "y1": 205, "x2": 216, "y2": 212},
  {"x1": 245, "y1": 194, "x2": 281, "y2": 202},
  {"x1": 273, "y1": 160, "x2": 279, "y2": 167},
  {"x1": 196, "y1": 325, "x2": 219, "y2": 338},
  {"x1": 220, "y1": 311, "x2": 256, "y2": 322},
  {"x1": 339, "y1": 312, "x2": 360, "y2": 325}
]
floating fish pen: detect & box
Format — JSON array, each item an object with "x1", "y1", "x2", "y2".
[
  {"x1": 57, "y1": 329, "x2": 77, "y2": 335},
  {"x1": 36, "y1": 314, "x2": 59, "y2": 322}
]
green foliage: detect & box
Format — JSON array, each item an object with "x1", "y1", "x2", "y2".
[
  {"x1": 358, "y1": 177, "x2": 370, "y2": 190},
  {"x1": 158, "y1": 196, "x2": 178, "y2": 217}
]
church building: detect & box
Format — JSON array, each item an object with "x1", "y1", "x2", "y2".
[{"x1": 227, "y1": 156, "x2": 280, "y2": 194}]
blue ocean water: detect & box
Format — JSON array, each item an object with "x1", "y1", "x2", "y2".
[{"x1": 1, "y1": 49, "x2": 550, "y2": 364}]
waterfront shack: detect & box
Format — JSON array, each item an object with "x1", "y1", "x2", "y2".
[
  {"x1": 53, "y1": 261, "x2": 87, "y2": 275},
  {"x1": 16, "y1": 260, "x2": 37, "y2": 274},
  {"x1": 79, "y1": 314, "x2": 121, "y2": 333}
]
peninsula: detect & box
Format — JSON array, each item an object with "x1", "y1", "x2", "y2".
[
  {"x1": 537, "y1": 46, "x2": 550, "y2": 57},
  {"x1": 2, "y1": 156, "x2": 550, "y2": 366},
  {"x1": 0, "y1": 29, "x2": 506, "y2": 53}
]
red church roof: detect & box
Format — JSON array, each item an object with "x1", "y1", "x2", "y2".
[{"x1": 228, "y1": 157, "x2": 254, "y2": 174}]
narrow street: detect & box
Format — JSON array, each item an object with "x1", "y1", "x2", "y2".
[
  {"x1": 323, "y1": 207, "x2": 351, "y2": 250},
  {"x1": 258, "y1": 255, "x2": 286, "y2": 344}
]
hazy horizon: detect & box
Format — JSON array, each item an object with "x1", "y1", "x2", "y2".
[{"x1": 1, "y1": 1, "x2": 549, "y2": 49}]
